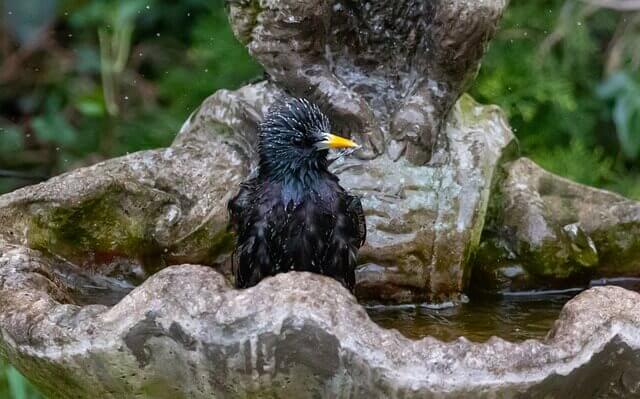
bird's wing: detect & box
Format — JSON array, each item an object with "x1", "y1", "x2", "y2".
[
  {"x1": 227, "y1": 178, "x2": 257, "y2": 235},
  {"x1": 232, "y1": 183, "x2": 286, "y2": 288},
  {"x1": 345, "y1": 194, "x2": 366, "y2": 248}
]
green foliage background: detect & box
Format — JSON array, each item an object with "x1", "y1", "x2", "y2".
[
  {"x1": 472, "y1": 0, "x2": 640, "y2": 198},
  {"x1": 0, "y1": 0, "x2": 639, "y2": 397}
]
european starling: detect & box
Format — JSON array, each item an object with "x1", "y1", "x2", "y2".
[{"x1": 228, "y1": 98, "x2": 366, "y2": 291}]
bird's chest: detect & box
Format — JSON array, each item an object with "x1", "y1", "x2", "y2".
[
  {"x1": 283, "y1": 198, "x2": 335, "y2": 235},
  {"x1": 256, "y1": 178, "x2": 343, "y2": 235},
  {"x1": 274, "y1": 198, "x2": 339, "y2": 268},
  {"x1": 264, "y1": 183, "x2": 341, "y2": 240}
]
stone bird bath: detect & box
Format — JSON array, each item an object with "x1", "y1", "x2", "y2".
[{"x1": 2, "y1": 0, "x2": 640, "y2": 397}]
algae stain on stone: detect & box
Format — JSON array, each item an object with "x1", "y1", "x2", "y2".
[
  {"x1": 593, "y1": 223, "x2": 640, "y2": 276},
  {"x1": 457, "y1": 93, "x2": 503, "y2": 126},
  {"x1": 25, "y1": 188, "x2": 235, "y2": 281},
  {"x1": 167, "y1": 223, "x2": 235, "y2": 267},
  {"x1": 229, "y1": 0, "x2": 264, "y2": 46},
  {"x1": 26, "y1": 190, "x2": 161, "y2": 272}
]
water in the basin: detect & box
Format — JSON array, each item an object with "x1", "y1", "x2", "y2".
[
  {"x1": 367, "y1": 278, "x2": 640, "y2": 343},
  {"x1": 52, "y1": 257, "x2": 140, "y2": 306}
]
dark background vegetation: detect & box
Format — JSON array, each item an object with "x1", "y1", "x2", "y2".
[{"x1": 0, "y1": 0, "x2": 639, "y2": 397}]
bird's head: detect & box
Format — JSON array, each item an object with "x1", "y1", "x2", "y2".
[{"x1": 258, "y1": 98, "x2": 359, "y2": 180}]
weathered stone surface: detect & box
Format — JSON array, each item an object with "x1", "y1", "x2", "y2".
[
  {"x1": 343, "y1": 96, "x2": 517, "y2": 302},
  {"x1": 473, "y1": 157, "x2": 640, "y2": 293},
  {"x1": 0, "y1": 134, "x2": 246, "y2": 284},
  {"x1": 1, "y1": 251, "x2": 640, "y2": 398},
  {"x1": 227, "y1": 0, "x2": 506, "y2": 163}
]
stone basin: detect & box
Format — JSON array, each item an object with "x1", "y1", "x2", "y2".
[{"x1": 1, "y1": 247, "x2": 640, "y2": 398}]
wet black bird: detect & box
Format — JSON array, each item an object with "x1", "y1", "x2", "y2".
[{"x1": 228, "y1": 98, "x2": 366, "y2": 291}]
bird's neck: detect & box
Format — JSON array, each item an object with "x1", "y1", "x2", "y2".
[
  {"x1": 259, "y1": 156, "x2": 328, "y2": 184},
  {"x1": 261, "y1": 164, "x2": 325, "y2": 186},
  {"x1": 260, "y1": 159, "x2": 332, "y2": 205}
]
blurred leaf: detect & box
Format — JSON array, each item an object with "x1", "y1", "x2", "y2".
[
  {"x1": 68, "y1": 0, "x2": 153, "y2": 28},
  {"x1": 598, "y1": 71, "x2": 640, "y2": 159},
  {"x1": 32, "y1": 102, "x2": 77, "y2": 146},
  {"x1": 32, "y1": 116, "x2": 76, "y2": 146},
  {"x1": 113, "y1": 0, "x2": 149, "y2": 26},
  {"x1": 76, "y1": 101, "x2": 105, "y2": 117},
  {"x1": 74, "y1": 94, "x2": 106, "y2": 117},
  {"x1": 74, "y1": 46, "x2": 102, "y2": 74},
  {"x1": 597, "y1": 72, "x2": 637, "y2": 98},
  {"x1": 7, "y1": 367, "x2": 27, "y2": 399},
  {"x1": 1, "y1": 360, "x2": 43, "y2": 399},
  {"x1": 612, "y1": 97, "x2": 638, "y2": 158},
  {"x1": 0, "y1": 126, "x2": 24, "y2": 154},
  {"x1": 3, "y1": 0, "x2": 57, "y2": 46}
]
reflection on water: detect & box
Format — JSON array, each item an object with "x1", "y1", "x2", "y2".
[{"x1": 367, "y1": 278, "x2": 640, "y2": 343}]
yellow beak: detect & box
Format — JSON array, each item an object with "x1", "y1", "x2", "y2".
[{"x1": 318, "y1": 133, "x2": 360, "y2": 150}]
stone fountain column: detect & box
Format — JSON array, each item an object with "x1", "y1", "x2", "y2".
[{"x1": 2, "y1": 1, "x2": 640, "y2": 398}]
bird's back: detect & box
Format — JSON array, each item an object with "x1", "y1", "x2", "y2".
[{"x1": 228, "y1": 175, "x2": 364, "y2": 290}]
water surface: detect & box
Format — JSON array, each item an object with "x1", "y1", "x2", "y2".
[{"x1": 367, "y1": 278, "x2": 640, "y2": 343}]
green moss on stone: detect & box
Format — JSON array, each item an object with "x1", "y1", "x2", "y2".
[
  {"x1": 168, "y1": 223, "x2": 235, "y2": 266},
  {"x1": 27, "y1": 189, "x2": 160, "y2": 269},
  {"x1": 231, "y1": 0, "x2": 263, "y2": 45},
  {"x1": 457, "y1": 94, "x2": 503, "y2": 126},
  {"x1": 591, "y1": 223, "x2": 640, "y2": 276},
  {"x1": 26, "y1": 186, "x2": 235, "y2": 277},
  {"x1": 209, "y1": 121, "x2": 235, "y2": 138}
]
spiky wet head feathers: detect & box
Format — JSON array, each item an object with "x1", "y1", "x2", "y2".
[{"x1": 258, "y1": 98, "x2": 331, "y2": 180}]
